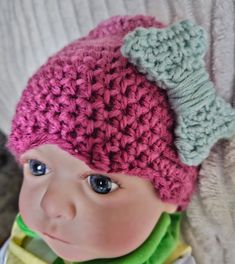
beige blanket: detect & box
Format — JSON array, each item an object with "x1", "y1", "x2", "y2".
[{"x1": 0, "y1": 0, "x2": 234, "y2": 263}]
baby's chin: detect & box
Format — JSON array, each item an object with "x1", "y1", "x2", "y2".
[
  {"x1": 61, "y1": 254, "x2": 96, "y2": 262},
  {"x1": 45, "y1": 239, "x2": 99, "y2": 262}
]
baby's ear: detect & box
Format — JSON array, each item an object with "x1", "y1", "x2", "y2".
[{"x1": 164, "y1": 202, "x2": 178, "y2": 214}]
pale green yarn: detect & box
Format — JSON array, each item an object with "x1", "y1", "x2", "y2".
[{"x1": 121, "y1": 19, "x2": 235, "y2": 166}]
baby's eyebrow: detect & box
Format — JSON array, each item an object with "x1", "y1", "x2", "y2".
[
  {"x1": 25, "y1": 147, "x2": 44, "y2": 155},
  {"x1": 19, "y1": 149, "x2": 43, "y2": 162}
]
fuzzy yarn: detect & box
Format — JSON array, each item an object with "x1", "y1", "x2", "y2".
[{"x1": 7, "y1": 15, "x2": 199, "y2": 211}]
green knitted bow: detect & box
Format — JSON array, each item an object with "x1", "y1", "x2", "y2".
[{"x1": 121, "y1": 19, "x2": 235, "y2": 166}]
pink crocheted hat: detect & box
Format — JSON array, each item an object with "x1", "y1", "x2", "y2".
[{"x1": 7, "y1": 15, "x2": 235, "y2": 211}]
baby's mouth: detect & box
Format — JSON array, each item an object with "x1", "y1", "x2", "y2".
[{"x1": 43, "y1": 232, "x2": 71, "y2": 244}]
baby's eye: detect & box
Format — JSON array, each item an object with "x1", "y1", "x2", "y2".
[
  {"x1": 28, "y1": 159, "x2": 50, "y2": 176},
  {"x1": 87, "y1": 174, "x2": 119, "y2": 194}
]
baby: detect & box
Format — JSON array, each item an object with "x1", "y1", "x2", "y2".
[{"x1": 1, "y1": 14, "x2": 235, "y2": 264}]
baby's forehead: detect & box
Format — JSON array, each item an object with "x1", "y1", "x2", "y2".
[
  {"x1": 25, "y1": 143, "x2": 66, "y2": 152},
  {"x1": 21, "y1": 144, "x2": 61, "y2": 159},
  {"x1": 21, "y1": 144, "x2": 89, "y2": 167}
]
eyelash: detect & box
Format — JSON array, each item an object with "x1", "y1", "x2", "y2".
[
  {"x1": 23, "y1": 159, "x2": 121, "y2": 187},
  {"x1": 82, "y1": 172, "x2": 122, "y2": 188}
]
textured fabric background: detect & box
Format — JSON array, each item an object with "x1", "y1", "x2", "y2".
[
  {"x1": 0, "y1": 0, "x2": 234, "y2": 263},
  {"x1": 0, "y1": 132, "x2": 22, "y2": 246}
]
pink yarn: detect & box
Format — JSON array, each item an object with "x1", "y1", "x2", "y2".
[{"x1": 7, "y1": 15, "x2": 199, "y2": 211}]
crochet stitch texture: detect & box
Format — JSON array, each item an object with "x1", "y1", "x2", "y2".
[{"x1": 7, "y1": 15, "x2": 199, "y2": 211}]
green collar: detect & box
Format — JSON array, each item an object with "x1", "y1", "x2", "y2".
[{"x1": 17, "y1": 212, "x2": 182, "y2": 264}]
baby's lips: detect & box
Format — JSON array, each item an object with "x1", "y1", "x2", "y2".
[{"x1": 43, "y1": 232, "x2": 71, "y2": 244}]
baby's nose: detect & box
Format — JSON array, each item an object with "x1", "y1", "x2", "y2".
[{"x1": 40, "y1": 180, "x2": 76, "y2": 220}]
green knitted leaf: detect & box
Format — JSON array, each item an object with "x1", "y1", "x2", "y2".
[
  {"x1": 121, "y1": 20, "x2": 208, "y2": 87},
  {"x1": 121, "y1": 19, "x2": 235, "y2": 166},
  {"x1": 175, "y1": 96, "x2": 235, "y2": 165}
]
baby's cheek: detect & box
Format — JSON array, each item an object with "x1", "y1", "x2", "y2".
[
  {"x1": 18, "y1": 183, "x2": 39, "y2": 230},
  {"x1": 90, "y1": 220, "x2": 149, "y2": 258},
  {"x1": 111, "y1": 223, "x2": 149, "y2": 255}
]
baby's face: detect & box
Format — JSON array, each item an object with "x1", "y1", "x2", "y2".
[{"x1": 19, "y1": 144, "x2": 177, "y2": 262}]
